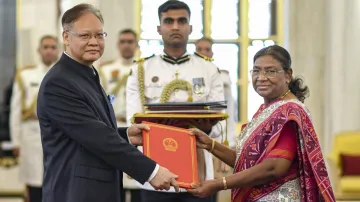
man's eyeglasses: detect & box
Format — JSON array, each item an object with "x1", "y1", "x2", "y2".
[
  {"x1": 66, "y1": 30, "x2": 107, "y2": 41},
  {"x1": 250, "y1": 69, "x2": 284, "y2": 78}
]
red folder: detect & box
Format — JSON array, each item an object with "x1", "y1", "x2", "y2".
[{"x1": 142, "y1": 121, "x2": 199, "y2": 189}]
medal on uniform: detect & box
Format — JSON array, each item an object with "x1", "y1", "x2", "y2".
[
  {"x1": 152, "y1": 76, "x2": 159, "y2": 83},
  {"x1": 192, "y1": 77, "x2": 205, "y2": 95},
  {"x1": 149, "y1": 76, "x2": 161, "y2": 87},
  {"x1": 111, "y1": 70, "x2": 119, "y2": 83}
]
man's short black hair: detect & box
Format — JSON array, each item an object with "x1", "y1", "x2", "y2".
[
  {"x1": 158, "y1": 0, "x2": 191, "y2": 21},
  {"x1": 118, "y1": 29, "x2": 138, "y2": 41},
  {"x1": 61, "y1": 3, "x2": 103, "y2": 30}
]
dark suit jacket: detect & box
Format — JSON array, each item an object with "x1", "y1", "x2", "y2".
[{"x1": 37, "y1": 54, "x2": 156, "y2": 202}]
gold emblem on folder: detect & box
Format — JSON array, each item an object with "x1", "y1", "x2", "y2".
[{"x1": 163, "y1": 138, "x2": 178, "y2": 152}]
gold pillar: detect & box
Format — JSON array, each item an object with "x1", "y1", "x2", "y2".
[
  {"x1": 203, "y1": 0, "x2": 212, "y2": 37},
  {"x1": 239, "y1": 0, "x2": 249, "y2": 124}
]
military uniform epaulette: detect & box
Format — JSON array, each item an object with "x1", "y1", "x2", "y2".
[
  {"x1": 133, "y1": 54, "x2": 155, "y2": 64},
  {"x1": 220, "y1": 69, "x2": 229, "y2": 74},
  {"x1": 99, "y1": 60, "x2": 114, "y2": 68},
  {"x1": 194, "y1": 52, "x2": 214, "y2": 62},
  {"x1": 130, "y1": 54, "x2": 155, "y2": 76}
]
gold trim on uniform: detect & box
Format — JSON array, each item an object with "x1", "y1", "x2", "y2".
[
  {"x1": 98, "y1": 60, "x2": 114, "y2": 90},
  {"x1": 160, "y1": 79, "x2": 193, "y2": 103},
  {"x1": 15, "y1": 65, "x2": 39, "y2": 121},
  {"x1": 109, "y1": 74, "x2": 129, "y2": 96},
  {"x1": 194, "y1": 52, "x2": 214, "y2": 62},
  {"x1": 134, "y1": 55, "x2": 155, "y2": 110}
]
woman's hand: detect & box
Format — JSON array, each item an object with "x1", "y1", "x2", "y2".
[
  {"x1": 189, "y1": 128, "x2": 213, "y2": 151},
  {"x1": 187, "y1": 179, "x2": 223, "y2": 198},
  {"x1": 187, "y1": 119, "x2": 215, "y2": 134}
]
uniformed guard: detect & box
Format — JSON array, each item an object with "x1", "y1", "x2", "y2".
[
  {"x1": 126, "y1": 1, "x2": 225, "y2": 202},
  {"x1": 98, "y1": 28, "x2": 141, "y2": 202},
  {"x1": 10, "y1": 35, "x2": 59, "y2": 202}
]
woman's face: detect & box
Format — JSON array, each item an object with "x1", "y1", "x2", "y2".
[{"x1": 251, "y1": 55, "x2": 291, "y2": 103}]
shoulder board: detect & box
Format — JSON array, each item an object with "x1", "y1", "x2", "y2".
[
  {"x1": 194, "y1": 52, "x2": 214, "y2": 62},
  {"x1": 220, "y1": 69, "x2": 229, "y2": 74},
  {"x1": 134, "y1": 54, "x2": 155, "y2": 63},
  {"x1": 99, "y1": 60, "x2": 114, "y2": 68}
]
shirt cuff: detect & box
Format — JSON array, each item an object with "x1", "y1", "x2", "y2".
[
  {"x1": 125, "y1": 128, "x2": 132, "y2": 144},
  {"x1": 147, "y1": 164, "x2": 159, "y2": 182}
]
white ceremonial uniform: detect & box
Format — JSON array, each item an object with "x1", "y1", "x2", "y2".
[
  {"x1": 98, "y1": 57, "x2": 139, "y2": 189},
  {"x1": 126, "y1": 52, "x2": 225, "y2": 192},
  {"x1": 10, "y1": 63, "x2": 53, "y2": 186},
  {"x1": 219, "y1": 69, "x2": 237, "y2": 148}
]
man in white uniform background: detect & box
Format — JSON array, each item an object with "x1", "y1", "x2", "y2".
[
  {"x1": 99, "y1": 29, "x2": 142, "y2": 202},
  {"x1": 10, "y1": 35, "x2": 59, "y2": 202}
]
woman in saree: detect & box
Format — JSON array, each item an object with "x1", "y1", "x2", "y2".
[{"x1": 187, "y1": 45, "x2": 335, "y2": 202}]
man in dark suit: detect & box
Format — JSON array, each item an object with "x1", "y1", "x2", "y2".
[{"x1": 37, "y1": 4, "x2": 179, "y2": 202}]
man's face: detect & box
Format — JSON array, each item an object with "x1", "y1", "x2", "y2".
[
  {"x1": 38, "y1": 38, "x2": 59, "y2": 66},
  {"x1": 117, "y1": 33, "x2": 138, "y2": 59},
  {"x1": 157, "y1": 9, "x2": 192, "y2": 48},
  {"x1": 196, "y1": 40, "x2": 213, "y2": 58},
  {"x1": 62, "y1": 12, "x2": 105, "y2": 66}
]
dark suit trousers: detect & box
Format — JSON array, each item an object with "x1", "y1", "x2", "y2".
[
  {"x1": 141, "y1": 190, "x2": 214, "y2": 202},
  {"x1": 27, "y1": 185, "x2": 42, "y2": 202},
  {"x1": 121, "y1": 189, "x2": 142, "y2": 202}
]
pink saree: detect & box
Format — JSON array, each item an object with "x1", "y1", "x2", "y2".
[{"x1": 232, "y1": 99, "x2": 335, "y2": 202}]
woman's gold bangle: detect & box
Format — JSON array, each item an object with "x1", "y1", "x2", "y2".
[{"x1": 209, "y1": 138, "x2": 215, "y2": 153}]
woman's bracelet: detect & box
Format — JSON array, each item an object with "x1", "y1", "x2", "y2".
[
  {"x1": 222, "y1": 177, "x2": 228, "y2": 190},
  {"x1": 209, "y1": 138, "x2": 215, "y2": 153}
]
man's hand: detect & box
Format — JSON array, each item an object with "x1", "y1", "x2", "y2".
[
  {"x1": 149, "y1": 166, "x2": 180, "y2": 192},
  {"x1": 127, "y1": 124, "x2": 150, "y2": 145}
]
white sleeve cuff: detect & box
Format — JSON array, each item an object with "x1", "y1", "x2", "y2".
[
  {"x1": 125, "y1": 128, "x2": 132, "y2": 144},
  {"x1": 147, "y1": 164, "x2": 159, "y2": 182}
]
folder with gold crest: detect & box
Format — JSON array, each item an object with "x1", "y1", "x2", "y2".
[{"x1": 142, "y1": 121, "x2": 198, "y2": 189}]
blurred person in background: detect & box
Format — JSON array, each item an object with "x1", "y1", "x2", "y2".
[
  {"x1": 10, "y1": 35, "x2": 59, "y2": 202},
  {"x1": 99, "y1": 28, "x2": 141, "y2": 202}
]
